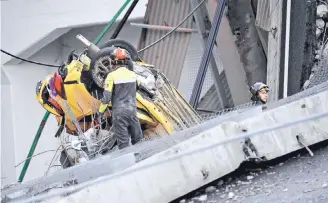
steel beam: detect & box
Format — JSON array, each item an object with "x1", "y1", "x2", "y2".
[
  {"x1": 283, "y1": 0, "x2": 291, "y2": 98},
  {"x1": 2, "y1": 153, "x2": 136, "y2": 200},
  {"x1": 266, "y1": 0, "x2": 284, "y2": 101},
  {"x1": 130, "y1": 23, "x2": 198, "y2": 33},
  {"x1": 189, "y1": 0, "x2": 229, "y2": 109}
]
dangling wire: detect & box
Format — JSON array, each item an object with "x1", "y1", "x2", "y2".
[
  {"x1": 137, "y1": 0, "x2": 206, "y2": 53},
  {"x1": 1, "y1": 49, "x2": 61, "y2": 67}
]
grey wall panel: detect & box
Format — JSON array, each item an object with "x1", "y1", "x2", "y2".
[{"x1": 138, "y1": 0, "x2": 193, "y2": 86}]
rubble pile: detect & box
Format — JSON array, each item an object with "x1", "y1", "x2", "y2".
[
  {"x1": 177, "y1": 145, "x2": 328, "y2": 203},
  {"x1": 315, "y1": 1, "x2": 328, "y2": 59},
  {"x1": 304, "y1": 0, "x2": 328, "y2": 89},
  {"x1": 316, "y1": 4, "x2": 328, "y2": 38}
]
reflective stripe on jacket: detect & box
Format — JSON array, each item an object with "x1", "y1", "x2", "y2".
[{"x1": 99, "y1": 66, "x2": 140, "y2": 113}]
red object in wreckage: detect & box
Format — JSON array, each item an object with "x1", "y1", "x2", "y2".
[{"x1": 53, "y1": 72, "x2": 67, "y2": 100}]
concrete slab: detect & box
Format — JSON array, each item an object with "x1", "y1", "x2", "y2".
[
  {"x1": 35, "y1": 89, "x2": 328, "y2": 203},
  {"x1": 1, "y1": 153, "x2": 136, "y2": 202}
]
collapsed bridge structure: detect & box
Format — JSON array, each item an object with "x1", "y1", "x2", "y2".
[
  {"x1": 3, "y1": 77, "x2": 328, "y2": 203},
  {"x1": 1, "y1": 0, "x2": 328, "y2": 202}
]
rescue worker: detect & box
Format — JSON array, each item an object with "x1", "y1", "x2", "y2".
[
  {"x1": 97, "y1": 47, "x2": 143, "y2": 149},
  {"x1": 249, "y1": 82, "x2": 269, "y2": 105}
]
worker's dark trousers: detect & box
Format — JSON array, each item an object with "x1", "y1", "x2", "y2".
[{"x1": 112, "y1": 107, "x2": 143, "y2": 149}]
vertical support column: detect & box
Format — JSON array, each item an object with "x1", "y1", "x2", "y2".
[
  {"x1": 283, "y1": 0, "x2": 291, "y2": 98},
  {"x1": 266, "y1": 0, "x2": 284, "y2": 101},
  {"x1": 207, "y1": 0, "x2": 250, "y2": 106},
  {"x1": 288, "y1": 0, "x2": 316, "y2": 93},
  {"x1": 189, "y1": 0, "x2": 229, "y2": 109}
]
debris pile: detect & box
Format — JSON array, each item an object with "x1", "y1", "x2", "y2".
[
  {"x1": 176, "y1": 145, "x2": 328, "y2": 203},
  {"x1": 315, "y1": 1, "x2": 328, "y2": 56},
  {"x1": 304, "y1": 0, "x2": 328, "y2": 89}
]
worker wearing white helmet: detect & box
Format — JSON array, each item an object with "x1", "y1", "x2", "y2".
[{"x1": 249, "y1": 82, "x2": 269, "y2": 105}]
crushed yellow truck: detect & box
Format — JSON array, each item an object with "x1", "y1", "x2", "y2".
[{"x1": 35, "y1": 35, "x2": 202, "y2": 167}]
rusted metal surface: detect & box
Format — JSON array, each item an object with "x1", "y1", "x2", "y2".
[
  {"x1": 130, "y1": 23, "x2": 198, "y2": 33},
  {"x1": 255, "y1": 0, "x2": 270, "y2": 31},
  {"x1": 137, "y1": 0, "x2": 193, "y2": 86}
]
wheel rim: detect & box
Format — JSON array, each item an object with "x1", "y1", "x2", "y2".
[
  {"x1": 92, "y1": 46, "x2": 134, "y2": 87},
  {"x1": 92, "y1": 55, "x2": 112, "y2": 87}
]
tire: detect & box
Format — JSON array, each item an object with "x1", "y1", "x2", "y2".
[
  {"x1": 99, "y1": 39, "x2": 141, "y2": 62},
  {"x1": 90, "y1": 41, "x2": 136, "y2": 88},
  {"x1": 90, "y1": 47, "x2": 116, "y2": 88}
]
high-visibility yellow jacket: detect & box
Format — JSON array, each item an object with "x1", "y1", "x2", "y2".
[{"x1": 99, "y1": 66, "x2": 140, "y2": 113}]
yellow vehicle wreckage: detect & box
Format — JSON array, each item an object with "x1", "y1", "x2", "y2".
[{"x1": 36, "y1": 37, "x2": 202, "y2": 145}]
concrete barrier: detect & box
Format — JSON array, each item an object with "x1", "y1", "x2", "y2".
[
  {"x1": 1, "y1": 105, "x2": 262, "y2": 202},
  {"x1": 2, "y1": 153, "x2": 136, "y2": 201},
  {"x1": 34, "y1": 90, "x2": 328, "y2": 203}
]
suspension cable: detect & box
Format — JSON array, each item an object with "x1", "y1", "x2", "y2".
[
  {"x1": 137, "y1": 0, "x2": 206, "y2": 53},
  {"x1": 1, "y1": 49, "x2": 61, "y2": 68}
]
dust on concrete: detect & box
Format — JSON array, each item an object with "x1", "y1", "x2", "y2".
[{"x1": 177, "y1": 145, "x2": 328, "y2": 203}]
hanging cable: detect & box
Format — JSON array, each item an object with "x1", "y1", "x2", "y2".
[
  {"x1": 44, "y1": 145, "x2": 63, "y2": 176},
  {"x1": 111, "y1": 0, "x2": 139, "y2": 39},
  {"x1": 3, "y1": 0, "x2": 204, "y2": 66},
  {"x1": 3, "y1": 0, "x2": 205, "y2": 65},
  {"x1": 1, "y1": 49, "x2": 61, "y2": 67},
  {"x1": 14, "y1": 149, "x2": 58, "y2": 168},
  {"x1": 137, "y1": 0, "x2": 206, "y2": 53}
]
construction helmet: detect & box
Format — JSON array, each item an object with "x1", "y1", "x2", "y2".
[
  {"x1": 110, "y1": 47, "x2": 128, "y2": 66},
  {"x1": 249, "y1": 82, "x2": 269, "y2": 102}
]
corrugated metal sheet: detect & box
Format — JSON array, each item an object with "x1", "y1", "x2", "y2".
[
  {"x1": 197, "y1": 84, "x2": 220, "y2": 111},
  {"x1": 178, "y1": 30, "x2": 217, "y2": 101},
  {"x1": 197, "y1": 70, "x2": 233, "y2": 111},
  {"x1": 138, "y1": 0, "x2": 193, "y2": 86},
  {"x1": 255, "y1": 0, "x2": 270, "y2": 31}
]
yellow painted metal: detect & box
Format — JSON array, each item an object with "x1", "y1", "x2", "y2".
[
  {"x1": 136, "y1": 93, "x2": 174, "y2": 134},
  {"x1": 36, "y1": 58, "x2": 177, "y2": 135},
  {"x1": 36, "y1": 74, "x2": 61, "y2": 117}
]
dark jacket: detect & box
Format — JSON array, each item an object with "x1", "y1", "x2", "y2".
[{"x1": 98, "y1": 66, "x2": 140, "y2": 113}]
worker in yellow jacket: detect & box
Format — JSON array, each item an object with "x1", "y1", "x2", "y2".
[{"x1": 98, "y1": 47, "x2": 142, "y2": 149}]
